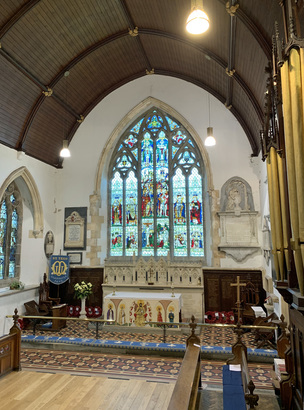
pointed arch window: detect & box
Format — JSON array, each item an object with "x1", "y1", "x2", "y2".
[
  {"x1": 0, "y1": 182, "x2": 22, "y2": 282},
  {"x1": 108, "y1": 108, "x2": 205, "y2": 258}
]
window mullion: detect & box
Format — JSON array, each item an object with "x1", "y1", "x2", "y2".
[
  {"x1": 153, "y1": 132, "x2": 157, "y2": 256},
  {"x1": 4, "y1": 200, "x2": 12, "y2": 279},
  {"x1": 138, "y1": 138, "x2": 142, "y2": 255},
  {"x1": 186, "y1": 173, "x2": 190, "y2": 257},
  {"x1": 123, "y1": 177, "x2": 126, "y2": 256},
  {"x1": 168, "y1": 132, "x2": 173, "y2": 259}
]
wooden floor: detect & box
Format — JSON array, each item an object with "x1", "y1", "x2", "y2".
[{"x1": 0, "y1": 370, "x2": 175, "y2": 410}]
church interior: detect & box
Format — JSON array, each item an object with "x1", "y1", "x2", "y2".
[{"x1": 1, "y1": 0, "x2": 304, "y2": 409}]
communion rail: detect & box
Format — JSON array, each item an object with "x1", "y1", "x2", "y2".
[{"x1": 6, "y1": 310, "x2": 281, "y2": 409}]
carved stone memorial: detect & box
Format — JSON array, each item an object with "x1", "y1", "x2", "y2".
[{"x1": 218, "y1": 177, "x2": 260, "y2": 261}]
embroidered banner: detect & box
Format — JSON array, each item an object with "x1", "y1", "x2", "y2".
[{"x1": 49, "y1": 255, "x2": 70, "y2": 284}]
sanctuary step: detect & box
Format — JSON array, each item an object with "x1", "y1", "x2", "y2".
[{"x1": 89, "y1": 323, "x2": 185, "y2": 335}]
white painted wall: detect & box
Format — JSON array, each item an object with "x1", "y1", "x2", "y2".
[
  {"x1": 58, "y1": 75, "x2": 264, "y2": 268},
  {"x1": 0, "y1": 75, "x2": 271, "y2": 335},
  {"x1": 0, "y1": 145, "x2": 57, "y2": 334}
]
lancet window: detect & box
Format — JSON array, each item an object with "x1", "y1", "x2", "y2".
[
  {"x1": 109, "y1": 108, "x2": 205, "y2": 258},
  {"x1": 0, "y1": 182, "x2": 22, "y2": 282}
]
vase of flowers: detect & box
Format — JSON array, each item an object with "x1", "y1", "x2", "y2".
[{"x1": 74, "y1": 281, "x2": 93, "y2": 318}]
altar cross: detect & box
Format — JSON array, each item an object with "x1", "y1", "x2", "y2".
[{"x1": 231, "y1": 276, "x2": 246, "y2": 323}]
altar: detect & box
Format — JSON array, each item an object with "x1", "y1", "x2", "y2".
[
  {"x1": 104, "y1": 291, "x2": 182, "y2": 326},
  {"x1": 103, "y1": 256, "x2": 204, "y2": 322}
]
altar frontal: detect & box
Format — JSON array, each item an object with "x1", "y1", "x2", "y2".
[{"x1": 104, "y1": 291, "x2": 182, "y2": 326}]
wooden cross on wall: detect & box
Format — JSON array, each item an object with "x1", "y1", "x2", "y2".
[{"x1": 231, "y1": 276, "x2": 246, "y2": 324}]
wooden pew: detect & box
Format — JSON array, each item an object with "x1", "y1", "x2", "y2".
[
  {"x1": 224, "y1": 323, "x2": 259, "y2": 409},
  {"x1": 168, "y1": 316, "x2": 201, "y2": 410},
  {"x1": 269, "y1": 315, "x2": 292, "y2": 410},
  {"x1": 0, "y1": 309, "x2": 21, "y2": 377}
]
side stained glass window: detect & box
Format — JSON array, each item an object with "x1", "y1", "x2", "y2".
[
  {"x1": 109, "y1": 108, "x2": 205, "y2": 258},
  {"x1": 0, "y1": 201, "x2": 7, "y2": 279},
  {"x1": 0, "y1": 182, "x2": 22, "y2": 282}
]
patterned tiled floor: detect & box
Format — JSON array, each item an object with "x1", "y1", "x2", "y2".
[
  {"x1": 22, "y1": 321, "x2": 258, "y2": 348},
  {"x1": 20, "y1": 348, "x2": 274, "y2": 389}
]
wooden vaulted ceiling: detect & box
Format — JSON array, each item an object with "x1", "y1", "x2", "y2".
[{"x1": 0, "y1": 0, "x2": 300, "y2": 167}]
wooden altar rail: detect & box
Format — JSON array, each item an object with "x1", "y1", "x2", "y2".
[
  {"x1": 6, "y1": 314, "x2": 114, "y2": 338},
  {"x1": 1, "y1": 309, "x2": 21, "y2": 377},
  {"x1": 6, "y1": 313, "x2": 278, "y2": 341}
]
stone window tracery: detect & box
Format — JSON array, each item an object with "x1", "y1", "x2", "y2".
[
  {"x1": 108, "y1": 107, "x2": 205, "y2": 259},
  {"x1": 0, "y1": 182, "x2": 22, "y2": 283}
]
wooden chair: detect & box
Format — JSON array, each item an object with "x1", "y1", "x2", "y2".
[
  {"x1": 39, "y1": 273, "x2": 60, "y2": 313},
  {"x1": 24, "y1": 300, "x2": 49, "y2": 317},
  {"x1": 253, "y1": 312, "x2": 278, "y2": 349},
  {"x1": 24, "y1": 300, "x2": 52, "y2": 333},
  {"x1": 240, "y1": 281, "x2": 260, "y2": 324}
]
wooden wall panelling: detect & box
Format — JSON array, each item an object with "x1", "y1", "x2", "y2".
[
  {"x1": 50, "y1": 267, "x2": 104, "y2": 308},
  {"x1": 289, "y1": 308, "x2": 304, "y2": 410},
  {"x1": 203, "y1": 269, "x2": 263, "y2": 312},
  {"x1": 204, "y1": 277, "x2": 220, "y2": 311}
]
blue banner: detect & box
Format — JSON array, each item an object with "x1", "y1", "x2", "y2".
[{"x1": 49, "y1": 255, "x2": 70, "y2": 285}]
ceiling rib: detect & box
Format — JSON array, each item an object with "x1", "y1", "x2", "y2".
[
  {"x1": 236, "y1": 8, "x2": 272, "y2": 59},
  {"x1": 82, "y1": 68, "x2": 259, "y2": 156},
  {"x1": 216, "y1": 0, "x2": 272, "y2": 59},
  {"x1": 0, "y1": 46, "x2": 47, "y2": 91},
  {"x1": 225, "y1": 1, "x2": 237, "y2": 108},
  {"x1": 0, "y1": 0, "x2": 41, "y2": 39},
  {"x1": 15, "y1": 27, "x2": 261, "y2": 154},
  {"x1": 0, "y1": 0, "x2": 270, "y2": 162},
  {"x1": 119, "y1": 0, "x2": 153, "y2": 71},
  {"x1": 0, "y1": 46, "x2": 82, "y2": 120}
]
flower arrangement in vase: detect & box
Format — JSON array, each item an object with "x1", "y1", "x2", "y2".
[{"x1": 74, "y1": 281, "x2": 93, "y2": 299}]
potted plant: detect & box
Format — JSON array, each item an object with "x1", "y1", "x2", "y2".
[{"x1": 9, "y1": 280, "x2": 25, "y2": 290}]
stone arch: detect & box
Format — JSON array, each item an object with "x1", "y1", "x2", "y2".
[
  {"x1": 89, "y1": 97, "x2": 216, "y2": 266},
  {"x1": 94, "y1": 96, "x2": 214, "y2": 196},
  {"x1": 0, "y1": 166, "x2": 44, "y2": 238}
]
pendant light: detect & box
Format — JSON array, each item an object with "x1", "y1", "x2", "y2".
[
  {"x1": 60, "y1": 71, "x2": 71, "y2": 158},
  {"x1": 60, "y1": 140, "x2": 71, "y2": 157},
  {"x1": 205, "y1": 93, "x2": 216, "y2": 146},
  {"x1": 186, "y1": 0, "x2": 210, "y2": 35}
]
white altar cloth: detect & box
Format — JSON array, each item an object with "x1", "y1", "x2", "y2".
[{"x1": 104, "y1": 291, "x2": 182, "y2": 326}]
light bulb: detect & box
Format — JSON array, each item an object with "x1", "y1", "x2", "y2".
[
  {"x1": 60, "y1": 140, "x2": 71, "y2": 157},
  {"x1": 186, "y1": 7, "x2": 209, "y2": 34},
  {"x1": 205, "y1": 127, "x2": 216, "y2": 146}
]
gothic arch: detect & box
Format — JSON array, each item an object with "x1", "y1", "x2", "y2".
[
  {"x1": 90, "y1": 97, "x2": 215, "y2": 265},
  {"x1": 94, "y1": 97, "x2": 214, "y2": 197},
  {"x1": 0, "y1": 166, "x2": 44, "y2": 238}
]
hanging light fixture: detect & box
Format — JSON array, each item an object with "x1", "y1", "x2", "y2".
[
  {"x1": 60, "y1": 140, "x2": 71, "y2": 157},
  {"x1": 60, "y1": 71, "x2": 71, "y2": 158},
  {"x1": 205, "y1": 93, "x2": 216, "y2": 146},
  {"x1": 186, "y1": 0, "x2": 210, "y2": 35}
]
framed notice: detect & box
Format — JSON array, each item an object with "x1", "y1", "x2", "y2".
[
  {"x1": 67, "y1": 252, "x2": 82, "y2": 265},
  {"x1": 64, "y1": 207, "x2": 87, "y2": 250}
]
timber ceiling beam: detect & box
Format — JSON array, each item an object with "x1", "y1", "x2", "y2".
[
  {"x1": 0, "y1": 0, "x2": 41, "y2": 39},
  {"x1": 16, "y1": 28, "x2": 262, "y2": 154},
  {"x1": 225, "y1": 0, "x2": 238, "y2": 109}
]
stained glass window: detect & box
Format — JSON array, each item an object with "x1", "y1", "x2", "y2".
[
  {"x1": 0, "y1": 182, "x2": 22, "y2": 282},
  {"x1": 108, "y1": 108, "x2": 204, "y2": 258}
]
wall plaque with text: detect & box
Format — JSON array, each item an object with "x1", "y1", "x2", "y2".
[{"x1": 64, "y1": 207, "x2": 87, "y2": 250}]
